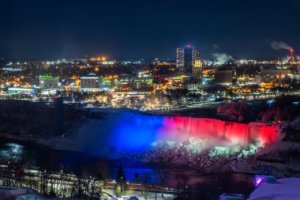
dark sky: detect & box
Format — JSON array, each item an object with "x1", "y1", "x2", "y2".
[{"x1": 0, "y1": 0, "x2": 300, "y2": 59}]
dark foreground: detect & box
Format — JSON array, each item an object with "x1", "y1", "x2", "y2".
[{"x1": 0, "y1": 139, "x2": 255, "y2": 199}]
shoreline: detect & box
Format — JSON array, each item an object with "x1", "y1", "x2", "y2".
[{"x1": 0, "y1": 133, "x2": 262, "y2": 176}]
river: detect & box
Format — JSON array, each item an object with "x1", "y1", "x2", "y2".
[{"x1": 0, "y1": 139, "x2": 255, "y2": 199}]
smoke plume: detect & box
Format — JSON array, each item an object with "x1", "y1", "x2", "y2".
[
  {"x1": 212, "y1": 52, "x2": 233, "y2": 65},
  {"x1": 271, "y1": 41, "x2": 292, "y2": 50}
]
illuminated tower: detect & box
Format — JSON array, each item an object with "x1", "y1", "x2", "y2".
[
  {"x1": 176, "y1": 45, "x2": 202, "y2": 74},
  {"x1": 288, "y1": 48, "x2": 295, "y2": 63},
  {"x1": 184, "y1": 46, "x2": 193, "y2": 73},
  {"x1": 176, "y1": 45, "x2": 202, "y2": 82},
  {"x1": 176, "y1": 48, "x2": 184, "y2": 69}
]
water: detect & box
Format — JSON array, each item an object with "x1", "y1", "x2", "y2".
[
  {"x1": 0, "y1": 139, "x2": 255, "y2": 199},
  {"x1": 76, "y1": 111, "x2": 277, "y2": 157}
]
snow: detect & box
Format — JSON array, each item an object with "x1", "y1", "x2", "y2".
[
  {"x1": 248, "y1": 178, "x2": 300, "y2": 200},
  {"x1": 102, "y1": 188, "x2": 176, "y2": 200},
  {"x1": 0, "y1": 188, "x2": 49, "y2": 200}
]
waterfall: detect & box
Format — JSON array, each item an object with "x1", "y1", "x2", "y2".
[{"x1": 108, "y1": 113, "x2": 278, "y2": 152}]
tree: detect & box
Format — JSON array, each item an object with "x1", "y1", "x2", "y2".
[
  {"x1": 116, "y1": 164, "x2": 126, "y2": 184},
  {"x1": 134, "y1": 172, "x2": 140, "y2": 183},
  {"x1": 115, "y1": 165, "x2": 126, "y2": 197}
]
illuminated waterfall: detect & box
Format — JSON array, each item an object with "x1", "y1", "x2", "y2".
[{"x1": 107, "y1": 113, "x2": 278, "y2": 153}]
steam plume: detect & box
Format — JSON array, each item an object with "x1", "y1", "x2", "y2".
[
  {"x1": 212, "y1": 52, "x2": 233, "y2": 65},
  {"x1": 271, "y1": 41, "x2": 292, "y2": 50}
]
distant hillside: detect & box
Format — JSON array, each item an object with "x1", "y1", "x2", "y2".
[{"x1": 0, "y1": 100, "x2": 85, "y2": 138}]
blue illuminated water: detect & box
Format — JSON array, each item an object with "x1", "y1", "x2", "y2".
[{"x1": 111, "y1": 114, "x2": 163, "y2": 151}]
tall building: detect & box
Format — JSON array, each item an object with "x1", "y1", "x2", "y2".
[
  {"x1": 176, "y1": 45, "x2": 202, "y2": 81},
  {"x1": 176, "y1": 48, "x2": 184, "y2": 69},
  {"x1": 183, "y1": 47, "x2": 193, "y2": 72},
  {"x1": 192, "y1": 49, "x2": 202, "y2": 82}
]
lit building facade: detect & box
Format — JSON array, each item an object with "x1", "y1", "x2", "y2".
[
  {"x1": 176, "y1": 45, "x2": 202, "y2": 81},
  {"x1": 214, "y1": 70, "x2": 233, "y2": 86},
  {"x1": 176, "y1": 48, "x2": 184, "y2": 69},
  {"x1": 39, "y1": 75, "x2": 59, "y2": 89},
  {"x1": 80, "y1": 75, "x2": 101, "y2": 91}
]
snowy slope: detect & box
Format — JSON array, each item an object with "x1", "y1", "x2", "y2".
[{"x1": 248, "y1": 178, "x2": 300, "y2": 200}]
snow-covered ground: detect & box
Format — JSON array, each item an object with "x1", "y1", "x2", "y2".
[
  {"x1": 102, "y1": 188, "x2": 176, "y2": 200},
  {"x1": 248, "y1": 178, "x2": 300, "y2": 200},
  {"x1": 0, "y1": 188, "x2": 51, "y2": 200},
  {"x1": 0, "y1": 187, "x2": 176, "y2": 200}
]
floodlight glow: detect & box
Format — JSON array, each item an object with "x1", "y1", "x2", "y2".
[{"x1": 98, "y1": 113, "x2": 278, "y2": 156}]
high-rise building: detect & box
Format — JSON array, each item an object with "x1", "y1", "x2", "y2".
[
  {"x1": 183, "y1": 47, "x2": 193, "y2": 73},
  {"x1": 176, "y1": 48, "x2": 184, "y2": 69},
  {"x1": 192, "y1": 49, "x2": 202, "y2": 82},
  {"x1": 176, "y1": 45, "x2": 202, "y2": 81}
]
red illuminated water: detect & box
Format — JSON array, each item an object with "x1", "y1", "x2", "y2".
[{"x1": 161, "y1": 117, "x2": 278, "y2": 146}]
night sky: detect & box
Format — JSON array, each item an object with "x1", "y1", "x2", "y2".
[{"x1": 0, "y1": 0, "x2": 299, "y2": 59}]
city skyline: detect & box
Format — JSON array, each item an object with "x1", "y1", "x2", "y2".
[
  {"x1": 1, "y1": 1, "x2": 300, "y2": 199},
  {"x1": 1, "y1": 0, "x2": 300, "y2": 59},
  {"x1": 0, "y1": 43, "x2": 296, "y2": 62}
]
